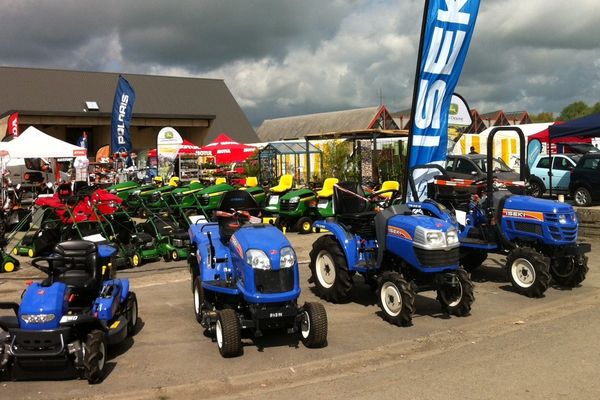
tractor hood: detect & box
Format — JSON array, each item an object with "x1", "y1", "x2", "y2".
[
  {"x1": 280, "y1": 188, "x2": 316, "y2": 201},
  {"x1": 199, "y1": 183, "x2": 235, "y2": 195},
  {"x1": 504, "y1": 195, "x2": 575, "y2": 215},
  {"x1": 230, "y1": 224, "x2": 294, "y2": 269},
  {"x1": 388, "y1": 213, "x2": 455, "y2": 233},
  {"x1": 19, "y1": 282, "x2": 68, "y2": 330}
]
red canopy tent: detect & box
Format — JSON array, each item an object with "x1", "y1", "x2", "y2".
[
  {"x1": 148, "y1": 139, "x2": 202, "y2": 157},
  {"x1": 199, "y1": 133, "x2": 256, "y2": 164}
]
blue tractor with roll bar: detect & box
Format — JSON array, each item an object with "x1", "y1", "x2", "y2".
[
  {"x1": 188, "y1": 189, "x2": 328, "y2": 357},
  {"x1": 308, "y1": 182, "x2": 474, "y2": 327},
  {"x1": 408, "y1": 126, "x2": 590, "y2": 298},
  {"x1": 0, "y1": 240, "x2": 138, "y2": 383}
]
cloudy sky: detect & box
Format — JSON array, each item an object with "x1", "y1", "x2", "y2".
[{"x1": 1, "y1": 0, "x2": 598, "y2": 127}]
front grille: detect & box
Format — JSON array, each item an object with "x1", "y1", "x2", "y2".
[
  {"x1": 279, "y1": 200, "x2": 298, "y2": 212},
  {"x1": 199, "y1": 196, "x2": 209, "y2": 206},
  {"x1": 414, "y1": 247, "x2": 459, "y2": 267},
  {"x1": 254, "y1": 268, "x2": 294, "y2": 293},
  {"x1": 514, "y1": 221, "x2": 543, "y2": 236}
]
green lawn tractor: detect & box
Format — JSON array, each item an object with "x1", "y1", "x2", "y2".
[
  {"x1": 264, "y1": 174, "x2": 295, "y2": 215},
  {"x1": 239, "y1": 176, "x2": 267, "y2": 207}
]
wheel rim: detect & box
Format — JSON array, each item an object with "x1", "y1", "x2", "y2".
[
  {"x1": 11, "y1": 248, "x2": 17, "y2": 255},
  {"x1": 4, "y1": 262, "x2": 15, "y2": 272},
  {"x1": 97, "y1": 341, "x2": 106, "y2": 372},
  {"x1": 380, "y1": 282, "x2": 402, "y2": 317},
  {"x1": 445, "y1": 278, "x2": 464, "y2": 307},
  {"x1": 216, "y1": 319, "x2": 223, "y2": 349},
  {"x1": 575, "y1": 189, "x2": 588, "y2": 205},
  {"x1": 315, "y1": 250, "x2": 336, "y2": 288},
  {"x1": 172, "y1": 250, "x2": 178, "y2": 260},
  {"x1": 133, "y1": 254, "x2": 139, "y2": 266},
  {"x1": 300, "y1": 311, "x2": 310, "y2": 339},
  {"x1": 511, "y1": 257, "x2": 536, "y2": 288},
  {"x1": 302, "y1": 221, "x2": 311, "y2": 232},
  {"x1": 28, "y1": 249, "x2": 34, "y2": 258},
  {"x1": 194, "y1": 285, "x2": 201, "y2": 314}
]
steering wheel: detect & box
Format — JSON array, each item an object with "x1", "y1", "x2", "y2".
[{"x1": 369, "y1": 189, "x2": 401, "y2": 209}]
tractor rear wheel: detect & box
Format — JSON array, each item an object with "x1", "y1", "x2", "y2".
[
  {"x1": 299, "y1": 302, "x2": 328, "y2": 348},
  {"x1": 171, "y1": 249, "x2": 180, "y2": 261},
  {"x1": 550, "y1": 254, "x2": 588, "y2": 287},
  {"x1": 460, "y1": 249, "x2": 487, "y2": 273},
  {"x1": 130, "y1": 252, "x2": 142, "y2": 268},
  {"x1": 309, "y1": 235, "x2": 353, "y2": 303},
  {"x1": 193, "y1": 277, "x2": 205, "y2": 325},
  {"x1": 84, "y1": 330, "x2": 107, "y2": 384},
  {"x1": 126, "y1": 292, "x2": 138, "y2": 336},
  {"x1": 377, "y1": 271, "x2": 415, "y2": 327},
  {"x1": 215, "y1": 309, "x2": 242, "y2": 358},
  {"x1": 437, "y1": 268, "x2": 474, "y2": 316},
  {"x1": 506, "y1": 247, "x2": 550, "y2": 298},
  {"x1": 297, "y1": 217, "x2": 313, "y2": 234}
]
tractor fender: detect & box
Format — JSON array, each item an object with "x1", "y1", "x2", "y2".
[
  {"x1": 313, "y1": 220, "x2": 361, "y2": 269},
  {"x1": 118, "y1": 279, "x2": 130, "y2": 303}
]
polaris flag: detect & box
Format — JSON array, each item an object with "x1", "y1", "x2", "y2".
[
  {"x1": 111, "y1": 75, "x2": 136, "y2": 155},
  {"x1": 406, "y1": 0, "x2": 479, "y2": 199}
]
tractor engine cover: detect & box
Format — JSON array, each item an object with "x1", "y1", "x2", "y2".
[
  {"x1": 499, "y1": 195, "x2": 578, "y2": 245},
  {"x1": 19, "y1": 282, "x2": 68, "y2": 330}
]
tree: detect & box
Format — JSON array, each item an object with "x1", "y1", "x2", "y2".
[
  {"x1": 559, "y1": 101, "x2": 590, "y2": 121},
  {"x1": 530, "y1": 112, "x2": 555, "y2": 123},
  {"x1": 321, "y1": 139, "x2": 359, "y2": 182}
]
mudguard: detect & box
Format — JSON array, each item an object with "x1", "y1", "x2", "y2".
[
  {"x1": 93, "y1": 280, "x2": 124, "y2": 321},
  {"x1": 313, "y1": 220, "x2": 362, "y2": 270}
]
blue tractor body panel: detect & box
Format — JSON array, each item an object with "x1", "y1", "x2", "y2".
[{"x1": 19, "y1": 282, "x2": 68, "y2": 330}]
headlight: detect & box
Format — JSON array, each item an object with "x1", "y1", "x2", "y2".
[
  {"x1": 426, "y1": 231, "x2": 445, "y2": 246},
  {"x1": 21, "y1": 314, "x2": 55, "y2": 324},
  {"x1": 289, "y1": 196, "x2": 300, "y2": 203},
  {"x1": 280, "y1": 246, "x2": 296, "y2": 269},
  {"x1": 245, "y1": 249, "x2": 271, "y2": 270},
  {"x1": 558, "y1": 214, "x2": 567, "y2": 224},
  {"x1": 446, "y1": 229, "x2": 458, "y2": 245}
]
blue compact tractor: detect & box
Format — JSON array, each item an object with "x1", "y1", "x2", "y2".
[
  {"x1": 0, "y1": 241, "x2": 138, "y2": 383},
  {"x1": 308, "y1": 183, "x2": 474, "y2": 327},
  {"x1": 410, "y1": 127, "x2": 590, "y2": 298},
  {"x1": 188, "y1": 190, "x2": 327, "y2": 357}
]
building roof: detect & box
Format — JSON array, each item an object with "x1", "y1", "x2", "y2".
[
  {"x1": 256, "y1": 106, "x2": 398, "y2": 142},
  {"x1": 0, "y1": 66, "x2": 258, "y2": 143}
]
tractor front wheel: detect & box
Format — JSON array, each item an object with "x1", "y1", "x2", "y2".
[
  {"x1": 193, "y1": 277, "x2": 205, "y2": 324},
  {"x1": 130, "y1": 252, "x2": 142, "y2": 268},
  {"x1": 437, "y1": 268, "x2": 474, "y2": 316},
  {"x1": 309, "y1": 235, "x2": 353, "y2": 303},
  {"x1": 506, "y1": 247, "x2": 550, "y2": 298},
  {"x1": 84, "y1": 330, "x2": 107, "y2": 384},
  {"x1": 550, "y1": 254, "x2": 588, "y2": 287},
  {"x1": 126, "y1": 292, "x2": 138, "y2": 336},
  {"x1": 377, "y1": 271, "x2": 415, "y2": 327},
  {"x1": 171, "y1": 249, "x2": 180, "y2": 261},
  {"x1": 299, "y1": 302, "x2": 328, "y2": 348},
  {"x1": 215, "y1": 309, "x2": 242, "y2": 358},
  {"x1": 297, "y1": 217, "x2": 313, "y2": 235}
]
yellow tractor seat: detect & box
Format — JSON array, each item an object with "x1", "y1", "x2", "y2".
[
  {"x1": 270, "y1": 174, "x2": 293, "y2": 193},
  {"x1": 245, "y1": 177, "x2": 258, "y2": 187},
  {"x1": 317, "y1": 178, "x2": 339, "y2": 198},
  {"x1": 215, "y1": 177, "x2": 226, "y2": 185},
  {"x1": 376, "y1": 180, "x2": 399, "y2": 199}
]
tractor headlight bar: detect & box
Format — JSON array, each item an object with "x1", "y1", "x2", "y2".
[
  {"x1": 279, "y1": 246, "x2": 296, "y2": 269},
  {"x1": 289, "y1": 196, "x2": 300, "y2": 204},
  {"x1": 21, "y1": 314, "x2": 56, "y2": 324},
  {"x1": 414, "y1": 227, "x2": 459, "y2": 250},
  {"x1": 246, "y1": 249, "x2": 271, "y2": 270}
]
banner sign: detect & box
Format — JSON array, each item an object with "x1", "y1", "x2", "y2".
[
  {"x1": 110, "y1": 75, "x2": 136, "y2": 154},
  {"x1": 406, "y1": 0, "x2": 480, "y2": 199},
  {"x1": 156, "y1": 127, "x2": 183, "y2": 179},
  {"x1": 448, "y1": 93, "x2": 472, "y2": 127},
  {"x1": 8, "y1": 112, "x2": 18, "y2": 137}
]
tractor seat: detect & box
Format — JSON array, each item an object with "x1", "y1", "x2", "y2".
[
  {"x1": 215, "y1": 177, "x2": 227, "y2": 185},
  {"x1": 217, "y1": 190, "x2": 260, "y2": 243},
  {"x1": 317, "y1": 178, "x2": 339, "y2": 198},
  {"x1": 333, "y1": 182, "x2": 376, "y2": 238},
  {"x1": 375, "y1": 180, "x2": 400, "y2": 199},
  {"x1": 245, "y1": 177, "x2": 259, "y2": 187},
  {"x1": 51, "y1": 241, "x2": 102, "y2": 301},
  {"x1": 270, "y1": 174, "x2": 293, "y2": 193}
]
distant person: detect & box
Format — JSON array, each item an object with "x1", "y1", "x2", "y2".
[{"x1": 469, "y1": 146, "x2": 478, "y2": 154}]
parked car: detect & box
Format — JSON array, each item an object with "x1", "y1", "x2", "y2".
[
  {"x1": 528, "y1": 154, "x2": 582, "y2": 197},
  {"x1": 569, "y1": 152, "x2": 600, "y2": 206},
  {"x1": 445, "y1": 154, "x2": 519, "y2": 181},
  {"x1": 555, "y1": 142, "x2": 599, "y2": 154}
]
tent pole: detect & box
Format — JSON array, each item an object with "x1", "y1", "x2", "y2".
[
  {"x1": 549, "y1": 136, "x2": 553, "y2": 198},
  {"x1": 305, "y1": 137, "x2": 311, "y2": 186}
]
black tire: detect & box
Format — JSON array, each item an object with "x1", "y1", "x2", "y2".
[
  {"x1": 274, "y1": 216, "x2": 284, "y2": 231},
  {"x1": 308, "y1": 235, "x2": 353, "y2": 303},
  {"x1": 162, "y1": 251, "x2": 171, "y2": 262},
  {"x1": 506, "y1": 247, "x2": 550, "y2": 298},
  {"x1": 527, "y1": 178, "x2": 545, "y2": 198},
  {"x1": 299, "y1": 302, "x2": 328, "y2": 348},
  {"x1": 193, "y1": 277, "x2": 205, "y2": 324},
  {"x1": 460, "y1": 249, "x2": 487, "y2": 273},
  {"x1": 550, "y1": 254, "x2": 588, "y2": 287},
  {"x1": 84, "y1": 330, "x2": 107, "y2": 384},
  {"x1": 437, "y1": 268, "x2": 475, "y2": 316},
  {"x1": 215, "y1": 309, "x2": 242, "y2": 358},
  {"x1": 573, "y1": 187, "x2": 592, "y2": 207},
  {"x1": 126, "y1": 292, "x2": 138, "y2": 336},
  {"x1": 377, "y1": 271, "x2": 415, "y2": 327},
  {"x1": 296, "y1": 216, "x2": 313, "y2": 235}
]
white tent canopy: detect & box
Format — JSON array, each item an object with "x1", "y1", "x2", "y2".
[{"x1": 0, "y1": 126, "x2": 86, "y2": 159}]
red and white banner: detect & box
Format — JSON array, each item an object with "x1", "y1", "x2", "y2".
[{"x1": 8, "y1": 112, "x2": 18, "y2": 137}]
